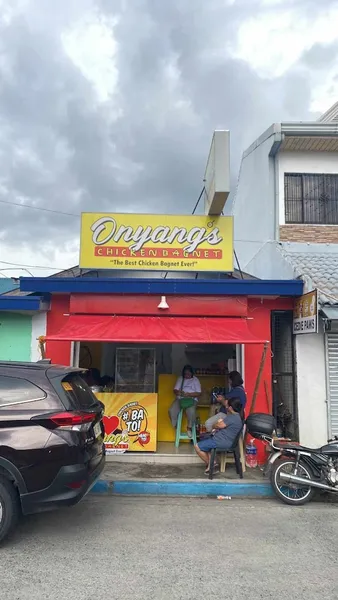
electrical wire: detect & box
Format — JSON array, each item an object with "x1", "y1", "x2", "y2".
[
  {"x1": 0, "y1": 198, "x2": 79, "y2": 217},
  {"x1": 192, "y1": 186, "x2": 206, "y2": 215},
  {"x1": 0, "y1": 261, "x2": 68, "y2": 270},
  {"x1": 0, "y1": 267, "x2": 34, "y2": 276}
]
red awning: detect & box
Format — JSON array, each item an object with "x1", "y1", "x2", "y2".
[{"x1": 47, "y1": 315, "x2": 266, "y2": 344}]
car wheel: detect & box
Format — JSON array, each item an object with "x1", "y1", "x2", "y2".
[{"x1": 0, "y1": 476, "x2": 20, "y2": 543}]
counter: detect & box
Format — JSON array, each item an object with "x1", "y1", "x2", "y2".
[
  {"x1": 96, "y1": 392, "x2": 158, "y2": 454},
  {"x1": 96, "y1": 372, "x2": 226, "y2": 452}
]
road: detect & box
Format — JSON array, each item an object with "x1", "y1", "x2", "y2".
[{"x1": 2, "y1": 496, "x2": 338, "y2": 600}]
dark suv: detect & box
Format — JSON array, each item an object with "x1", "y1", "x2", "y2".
[{"x1": 0, "y1": 361, "x2": 105, "y2": 542}]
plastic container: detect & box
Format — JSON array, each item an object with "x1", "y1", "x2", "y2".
[
  {"x1": 196, "y1": 417, "x2": 201, "y2": 438},
  {"x1": 246, "y1": 413, "x2": 276, "y2": 440},
  {"x1": 246, "y1": 439, "x2": 258, "y2": 468}
]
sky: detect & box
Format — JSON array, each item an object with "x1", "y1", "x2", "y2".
[{"x1": 0, "y1": 0, "x2": 338, "y2": 278}]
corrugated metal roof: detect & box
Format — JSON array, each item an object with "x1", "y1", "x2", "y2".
[
  {"x1": 2, "y1": 287, "x2": 32, "y2": 297},
  {"x1": 48, "y1": 266, "x2": 258, "y2": 281},
  {"x1": 0, "y1": 279, "x2": 20, "y2": 295},
  {"x1": 279, "y1": 244, "x2": 338, "y2": 305},
  {"x1": 318, "y1": 101, "x2": 338, "y2": 124}
]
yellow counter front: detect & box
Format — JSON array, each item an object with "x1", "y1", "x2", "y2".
[
  {"x1": 157, "y1": 374, "x2": 225, "y2": 442},
  {"x1": 96, "y1": 373, "x2": 226, "y2": 452},
  {"x1": 96, "y1": 392, "x2": 158, "y2": 453}
]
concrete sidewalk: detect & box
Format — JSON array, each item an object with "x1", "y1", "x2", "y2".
[{"x1": 91, "y1": 461, "x2": 274, "y2": 498}]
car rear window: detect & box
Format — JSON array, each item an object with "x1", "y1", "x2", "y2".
[
  {"x1": 0, "y1": 375, "x2": 46, "y2": 406},
  {"x1": 61, "y1": 374, "x2": 99, "y2": 409}
]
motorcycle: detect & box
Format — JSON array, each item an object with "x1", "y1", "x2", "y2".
[{"x1": 246, "y1": 413, "x2": 338, "y2": 506}]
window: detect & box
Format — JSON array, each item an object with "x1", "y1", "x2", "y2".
[
  {"x1": 284, "y1": 173, "x2": 338, "y2": 224},
  {"x1": 60, "y1": 374, "x2": 98, "y2": 409},
  {"x1": 115, "y1": 348, "x2": 156, "y2": 393},
  {"x1": 0, "y1": 376, "x2": 46, "y2": 406}
]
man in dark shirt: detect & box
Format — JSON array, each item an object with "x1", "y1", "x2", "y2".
[{"x1": 194, "y1": 397, "x2": 243, "y2": 473}]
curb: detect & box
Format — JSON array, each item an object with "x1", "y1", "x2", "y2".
[{"x1": 91, "y1": 479, "x2": 274, "y2": 497}]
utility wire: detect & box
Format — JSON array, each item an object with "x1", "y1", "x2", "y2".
[
  {"x1": 0, "y1": 198, "x2": 79, "y2": 217},
  {"x1": 191, "y1": 186, "x2": 206, "y2": 215},
  {"x1": 0, "y1": 260, "x2": 67, "y2": 270}
]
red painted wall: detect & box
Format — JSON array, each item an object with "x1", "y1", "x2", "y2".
[
  {"x1": 245, "y1": 297, "x2": 294, "y2": 463},
  {"x1": 46, "y1": 294, "x2": 293, "y2": 367},
  {"x1": 45, "y1": 295, "x2": 71, "y2": 365},
  {"x1": 69, "y1": 294, "x2": 248, "y2": 317},
  {"x1": 46, "y1": 293, "x2": 295, "y2": 463}
]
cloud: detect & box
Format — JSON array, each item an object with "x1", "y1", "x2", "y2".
[{"x1": 0, "y1": 0, "x2": 337, "y2": 274}]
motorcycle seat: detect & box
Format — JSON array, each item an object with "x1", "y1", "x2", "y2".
[{"x1": 274, "y1": 441, "x2": 323, "y2": 453}]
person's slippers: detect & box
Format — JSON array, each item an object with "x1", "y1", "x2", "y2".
[{"x1": 205, "y1": 464, "x2": 219, "y2": 474}]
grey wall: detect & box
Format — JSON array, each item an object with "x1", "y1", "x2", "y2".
[{"x1": 225, "y1": 130, "x2": 278, "y2": 275}]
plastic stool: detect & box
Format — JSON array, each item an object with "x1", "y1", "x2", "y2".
[{"x1": 175, "y1": 398, "x2": 197, "y2": 447}]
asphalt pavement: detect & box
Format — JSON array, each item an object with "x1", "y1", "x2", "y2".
[{"x1": 2, "y1": 496, "x2": 338, "y2": 600}]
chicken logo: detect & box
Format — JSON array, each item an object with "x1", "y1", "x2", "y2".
[{"x1": 119, "y1": 402, "x2": 151, "y2": 448}]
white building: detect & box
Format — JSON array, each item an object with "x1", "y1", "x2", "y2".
[{"x1": 229, "y1": 101, "x2": 338, "y2": 447}]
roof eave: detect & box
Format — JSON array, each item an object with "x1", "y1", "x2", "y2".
[
  {"x1": 281, "y1": 122, "x2": 338, "y2": 137},
  {"x1": 19, "y1": 276, "x2": 303, "y2": 297},
  {"x1": 0, "y1": 296, "x2": 49, "y2": 312}
]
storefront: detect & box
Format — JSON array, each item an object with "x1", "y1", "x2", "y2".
[
  {"x1": 17, "y1": 277, "x2": 302, "y2": 461},
  {"x1": 18, "y1": 212, "x2": 303, "y2": 460}
]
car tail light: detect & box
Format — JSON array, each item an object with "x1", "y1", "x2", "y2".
[
  {"x1": 66, "y1": 480, "x2": 86, "y2": 489},
  {"x1": 49, "y1": 412, "x2": 96, "y2": 431}
]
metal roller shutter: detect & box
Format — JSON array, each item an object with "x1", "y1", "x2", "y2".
[{"x1": 327, "y1": 333, "x2": 338, "y2": 437}]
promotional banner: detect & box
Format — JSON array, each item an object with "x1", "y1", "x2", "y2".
[
  {"x1": 96, "y1": 392, "x2": 158, "y2": 453},
  {"x1": 293, "y1": 290, "x2": 318, "y2": 334},
  {"x1": 80, "y1": 213, "x2": 233, "y2": 272}
]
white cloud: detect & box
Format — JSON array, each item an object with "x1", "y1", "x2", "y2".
[
  {"x1": 0, "y1": 240, "x2": 79, "y2": 277},
  {"x1": 310, "y1": 66, "x2": 338, "y2": 113},
  {"x1": 62, "y1": 10, "x2": 119, "y2": 103},
  {"x1": 0, "y1": 0, "x2": 337, "y2": 278},
  {"x1": 232, "y1": 6, "x2": 338, "y2": 78}
]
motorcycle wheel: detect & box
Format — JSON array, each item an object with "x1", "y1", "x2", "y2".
[{"x1": 271, "y1": 458, "x2": 316, "y2": 506}]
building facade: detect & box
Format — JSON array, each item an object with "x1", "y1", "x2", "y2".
[
  {"x1": 18, "y1": 273, "x2": 302, "y2": 461},
  {"x1": 228, "y1": 101, "x2": 338, "y2": 446},
  {"x1": 0, "y1": 289, "x2": 48, "y2": 362}
]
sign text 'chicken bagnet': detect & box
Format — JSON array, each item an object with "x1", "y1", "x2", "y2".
[{"x1": 80, "y1": 213, "x2": 234, "y2": 272}]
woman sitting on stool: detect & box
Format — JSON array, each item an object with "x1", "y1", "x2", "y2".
[
  {"x1": 169, "y1": 365, "x2": 201, "y2": 439},
  {"x1": 195, "y1": 397, "x2": 242, "y2": 474}
]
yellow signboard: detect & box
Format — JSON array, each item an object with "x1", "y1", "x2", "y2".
[
  {"x1": 80, "y1": 213, "x2": 233, "y2": 272},
  {"x1": 293, "y1": 290, "x2": 318, "y2": 334},
  {"x1": 96, "y1": 392, "x2": 158, "y2": 453}
]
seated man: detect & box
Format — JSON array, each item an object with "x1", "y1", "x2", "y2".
[
  {"x1": 194, "y1": 397, "x2": 243, "y2": 474},
  {"x1": 205, "y1": 394, "x2": 229, "y2": 432}
]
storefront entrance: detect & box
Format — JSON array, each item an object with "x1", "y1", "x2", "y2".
[
  {"x1": 47, "y1": 312, "x2": 265, "y2": 457},
  {"x1": 75, "y1": 340, "x2": 240, "y2": 454}
]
